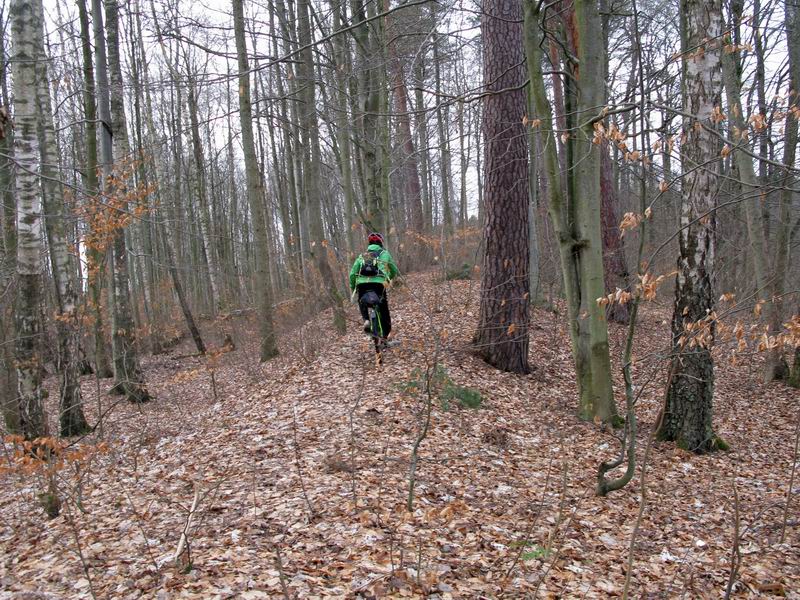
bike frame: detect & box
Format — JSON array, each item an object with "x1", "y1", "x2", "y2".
[{"x1": 367, "y1": 305, "x2": 385, "y2": 365}]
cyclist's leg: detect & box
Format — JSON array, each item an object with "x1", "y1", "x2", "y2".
[{"x1": 355, "y1": 284, "x2": 370, "y2": 322}]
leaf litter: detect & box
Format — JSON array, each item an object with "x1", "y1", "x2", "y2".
[{"x1": 0, "y1": 273, "x2": 798, "y2": 598}]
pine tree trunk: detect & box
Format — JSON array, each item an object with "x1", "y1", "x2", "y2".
[
  {"x1": 659, "y1": 0, "x2": 722, "y2": 453},
  {"x1": 10, "y1": 0, "x2": 48, "y2": 439},
  {"x1": 601, "y1": 148, "x2": 631, "y2": 324},
  {"x1": 232, "y1": 0, "x2": 278, "y2": 361},
  {"x1": 474, "y1": 0, "x2": 530, "y2": 374}
]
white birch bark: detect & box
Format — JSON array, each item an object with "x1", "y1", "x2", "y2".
[
  {"x1": 31, "y1": 0, "x2": 90, "y2": 436},
  {"x1": 10, "y1": 0, "x2": 47, "y2": 439},
  {"x1": 660, "y1": 0, "x2": 722, "y2": 452}
]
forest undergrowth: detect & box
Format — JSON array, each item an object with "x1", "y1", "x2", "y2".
[{"x1": 0, "y1": 272, "x2": 797, "y2": 599}]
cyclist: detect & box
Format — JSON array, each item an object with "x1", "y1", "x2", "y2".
[{"x1": 349, "y1": 232, "x2": 399, "y2": 339}]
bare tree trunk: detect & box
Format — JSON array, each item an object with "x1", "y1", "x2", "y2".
[
  {"x1": 433, "y1": 19, "x2": 453, "y2": 234},
  {"x1": 524, "y1": 0, "x2": 618, "y2": 422},
  {"x1": 475, "y1": 102, "x2": 484, "y2": 230},
  {"x1": 297, "y1": 0, "x2": 347, "y2": 333},
  {"x1": 474, "y1": 0, "x2": 530, "y2": 374},
  {"x1": 94, "y1": 0, "x2": 151, "y2": 402},
  {"x1": 332, "y1": 0, "x2": 357, "y2": 257},
  {"x1": 527, "y1": 119, "x2": 542, "y2": 304},
  {"x1": 33, "y1": 0, "x2": 90, "y2": 436},
  {"x1": 571, "y1": 0, "x2": 617, "y2": 421},
  {"x1": 764, "y1": 0, "x2": 800, "y2": 382},
  {"x1": 10, "y1": 0, "x2": 48, "y2": 439},
  {"x1": 388, "y1": 36, "x2": 424, "y2": 244},
  {"x1": 413, "y1": 59, "x2": 432, "y2": 232},
  {"x1": 458, "y1": 93, "x2": 469, "y2": 229},
  {"x1": 352, "y1": 0, "x2": 387, "y2": 233},
  {"x1": 185, "y1": 68, "x2": 222, "y2": 313},
  {"x1": 389, "y1": 44, "x2": 426, "y2": 268},
  {"x1": 659, "y1": 0, "x2": 722, "y2": 453},
  {"x1": 601, "y1": 149, "x2": 631, "y2": 324},
  {"x1": 142, "y1": 21, "x2": 206, "y2": 355},
  {"x1": 232, "y1": 0, "x2": 278, "y2": 361},
  {"x1": 721, "y1": 0, "x2": 786, "y2": 383},
  {"x1": 0, "y1": 14, "x2": 20, "y2": 432},
  {"x1": 77, "y1": 0, "x2": 113, "y2": 378}
]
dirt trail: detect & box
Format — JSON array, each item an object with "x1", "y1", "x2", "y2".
[{"x1": 1, "y1": 273, "x2": 797, "y2": 598}]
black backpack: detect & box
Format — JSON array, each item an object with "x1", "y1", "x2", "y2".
[{"x1": 359, "y1": 250, "x2": 383, "y2": 277}]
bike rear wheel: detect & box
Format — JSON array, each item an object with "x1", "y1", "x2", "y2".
[{"x1": 368, "y1": 307, "x2": 384, "y2": 365}]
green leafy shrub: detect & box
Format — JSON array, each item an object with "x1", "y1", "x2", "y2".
[
  {"x1": 397, "y1": 365, "x2": 483, "y2": 410},
  {"x1": 442, "y1": 383, "x2": 483, "y2": 409}
]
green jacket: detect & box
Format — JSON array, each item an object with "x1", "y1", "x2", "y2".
[{"x1": 349, "y1": 244, "x2": 399, "y2": 290}]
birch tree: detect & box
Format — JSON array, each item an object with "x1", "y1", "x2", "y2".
[
  {"x1": 32, "y1": 0, "x2": 90, "y2": 436},
  {"x1": 10, "y1": 0, "x2": 48, "y2": 439},
  {"x1": 658, "y1": 0, "x2": 723, "y2": 452}
]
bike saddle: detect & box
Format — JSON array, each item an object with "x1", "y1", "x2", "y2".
[{"x1": 361, "y1": 290, "x2": 382, "y2": 306}]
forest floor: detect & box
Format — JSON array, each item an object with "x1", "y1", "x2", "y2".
[{"x1": 0, "y1": 271, "x2": 798, "y2": 599}]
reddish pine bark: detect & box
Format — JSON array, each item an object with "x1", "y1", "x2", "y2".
[{"x1": 474, "y1": 0, "x2": 530, "y2": 374}]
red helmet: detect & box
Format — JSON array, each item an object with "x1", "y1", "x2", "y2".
[{"x1": 367, "y1": 232, "x2": 384, "y2": 245}]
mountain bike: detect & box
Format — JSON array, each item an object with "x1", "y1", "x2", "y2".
[{"x1": 362, "y1": 290, "x2": 387, "y2": 365}]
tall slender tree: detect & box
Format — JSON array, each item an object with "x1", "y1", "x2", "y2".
[
  {"x1": 93, "y1": 0, "x2": 151, "y2": 402},
  {"x1": 786, "y1": 0, "x2": 800, "y2": 388},
  {"x1": 0, "y1": 9, "x2": 19, "y2": 433},
  {"x1": 352, "y1": 0, "x2": 389, "y2": 233},
  {"x1": 297, "y1": 0, "x2": 347, "y2": 332},
  {"x1": 766, "y1": 0, "x2": 800, "y2": 382},
  {"x1": 32, "y1": 0, "x2": 90, "y2": 436},
  {"x1": 77, "y1": 0, "x2": 113, "y2": 379},
  {"x1": 10, "y1": 0, "x2": 48, "y2": 439},
  {"x1": 232, "y1": 0, "x2": 278, "y2": 361}
]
